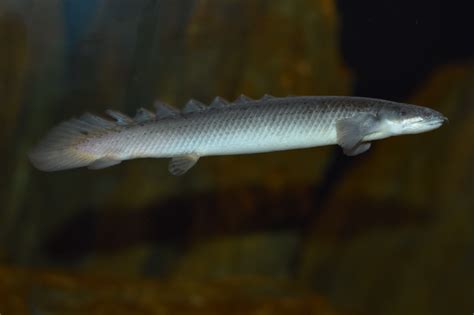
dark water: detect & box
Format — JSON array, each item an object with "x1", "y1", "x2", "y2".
[{"x1": 0, "y1": 1, "x2": 473, "y2": 314}]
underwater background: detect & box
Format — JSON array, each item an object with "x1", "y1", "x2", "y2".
[{"x1": 0, "y1": 0, "x2": 473, "y2": 314}]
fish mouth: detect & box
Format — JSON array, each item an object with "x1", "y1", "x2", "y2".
[
  {"x1": 403, "y1": 115, "x2": 447, "y2": 135},
  {"x1": 421, "y1": 117, "x2": 447, "y2": 133},
  {"x1": 427, "y1": 116, "x2": 448, "y2": 127}
]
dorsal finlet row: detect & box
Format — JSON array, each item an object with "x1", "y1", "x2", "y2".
[{"x1": 102, "y1": 94, "x2": 275, "y2": 125}]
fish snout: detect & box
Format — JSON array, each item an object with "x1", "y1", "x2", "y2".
[{"x1": 423, "y1": 108, "x2": 447, "y2": 125}]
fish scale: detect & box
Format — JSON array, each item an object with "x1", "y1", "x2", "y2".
[{"x1": 28, "y1": 95, "x2": 447, "y2": 175}]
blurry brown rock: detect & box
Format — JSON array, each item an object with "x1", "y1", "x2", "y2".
[{"x1": 0, "y1": 265, "x2": 349, "y2": 315}]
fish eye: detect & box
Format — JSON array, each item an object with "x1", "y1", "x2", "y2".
[{"x1": 400, "y1": 110, "x2": 408, "y2": 116}]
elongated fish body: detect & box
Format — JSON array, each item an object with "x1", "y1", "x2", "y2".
[{"x1": 29, "y1": 95, "x2": 447, "y2": 175}]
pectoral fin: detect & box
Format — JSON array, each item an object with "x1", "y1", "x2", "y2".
[
  {"x1": 336, "y1": 113, "x2": 378, "y2": 156},
  {"x1": 169, "y1": 154, "x2": 200, "y2": 176},
  {"x1": 343, "y1": 142, "x2": 371, "y2": 156}
]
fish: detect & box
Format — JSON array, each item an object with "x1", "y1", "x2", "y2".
[{"x1": 29, "y1": 95, "x2": 447, "y2": 175}]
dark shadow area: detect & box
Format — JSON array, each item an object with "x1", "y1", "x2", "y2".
[
  {"x1": 337, "y1": 0, "x2": 473, "y2": 99},
  {"x1": 43, "y1": 182, "x2": 432, "y2": 272}
]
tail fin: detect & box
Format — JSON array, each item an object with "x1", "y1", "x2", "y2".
[{"x1": 29, "y1": 113, "x2": 116, "y2": 172}]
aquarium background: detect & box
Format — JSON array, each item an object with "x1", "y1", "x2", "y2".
[{"x1": 0, "y1": 0, "x2": 473, "y2": 314}]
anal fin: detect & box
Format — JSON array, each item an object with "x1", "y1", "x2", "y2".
[
  {"x1": 88, "y1": 158, "x2": 122, "y2": 170},
  {"x1": 168, "y1": 154, "x2": 200, "y2": 176}
]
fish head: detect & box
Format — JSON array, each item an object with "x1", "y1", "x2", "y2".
[{"x1": 379, "y1": 102, "x2": 448, "y2": 135}]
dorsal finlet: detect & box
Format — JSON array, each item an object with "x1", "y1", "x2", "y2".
[
  {"x1": 183, "y1": 99, "x2": 206, "y2": 113},
  {"x1": 135, "y1": 108, "x2": 156, "y2": 123},
  {"x1": 261, "y1": 94, "x2": 275, "y2": 100},
  {"x1": 105, "y1": 110, "x2": 134, "y2": 126},
  {"x1": 154, "y1": 100, "x2": 179, "y2": 119},
  {"x1": 235, "y1": 94, "x2": 253, "y2": 103},
  {"x1": 210, "y1": 96, "x2": 230, "y2": 108}
]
